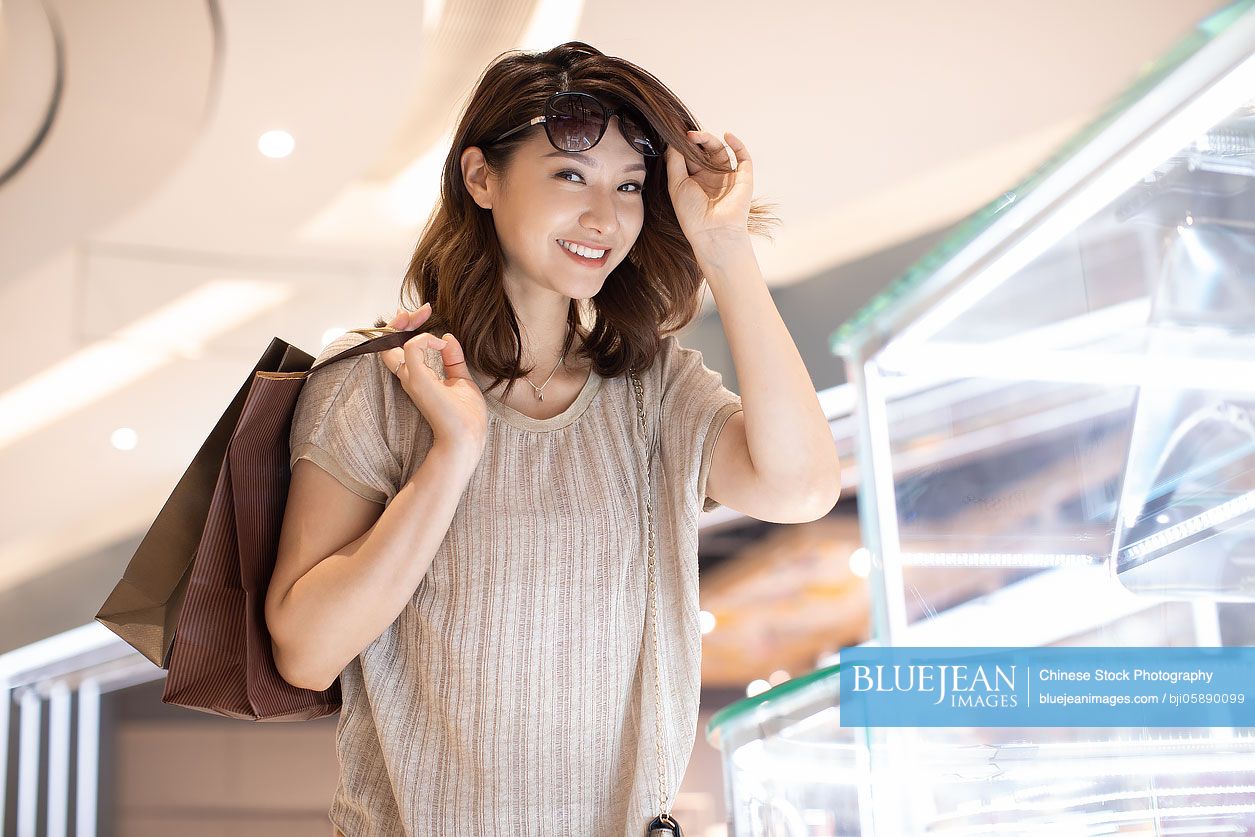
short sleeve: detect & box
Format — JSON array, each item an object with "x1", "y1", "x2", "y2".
[
  {"x1": 289, "y1": 331, "x2": 403, "y2": 505},
  {"x1": 657, "y1": 334, "x2": 744, "y2": 513}
]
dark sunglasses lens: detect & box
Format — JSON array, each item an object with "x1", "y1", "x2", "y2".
[
  {"x1": 617, "y1": 111, "x2": 662, "y2": 157},
  {"x1": 546, "y1": 94, "x2": 605, "y2": 152}
]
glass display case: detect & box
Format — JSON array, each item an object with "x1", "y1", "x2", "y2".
[
  {"x1": 706, "y1": 662, "x2": 1255, "y2": 835},
  {"x1": 706, "y1": 1, "x2": 1255, "y2": 833}
]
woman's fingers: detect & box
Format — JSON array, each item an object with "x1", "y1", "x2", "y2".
[
  {"x1": 401, "y1": 333, "x2": 447, "y2": 383},
  {"x1": 437, "y1": 333, "x2": 472, "y2": 381},
  {"x1": 389, "y1": 303, "x2": 424, "y2": 330},
  {"x1": 382, "y1": 332, "x2": 446, "y2": 377},
  {"x1": 380, "y1": 346, "x2": 392, "y2": 371},
  {"x1": 380, "y1": 346, "x2": 405, "y2": 376},
  {"x1": 387, "y1": 301, "x2": 433, "y2": 329},
  {"x1": 688, "y1": 129, "x2": 731, "y2": 167},
  {"x1": 382, "y1": 330, "x2": 471, "y2": 395}
]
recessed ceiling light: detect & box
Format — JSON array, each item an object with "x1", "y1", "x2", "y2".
[
  {"x1": 258, "y1": 130, "x2": 295, "y2": 159},
  {"x1": 110, "y1": 428, "x2": 138, "y2": 451}
]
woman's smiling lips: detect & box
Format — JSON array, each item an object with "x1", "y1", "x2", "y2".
[{"x1": 556, "y1": 239, "x2": 610, "y2": 267}]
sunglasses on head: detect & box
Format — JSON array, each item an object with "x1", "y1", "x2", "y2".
[{"x1": 489, "y1": 91, "x2": 665, "y2": 158}]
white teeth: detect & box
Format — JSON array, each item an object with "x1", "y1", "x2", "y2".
[{"x1": 559, "y1": 240, "x2": 605, "y2": 259}]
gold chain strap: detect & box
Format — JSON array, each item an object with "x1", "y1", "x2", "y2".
[{"x1": 630, "y1": 369, "x2": 671, "y2": 821}]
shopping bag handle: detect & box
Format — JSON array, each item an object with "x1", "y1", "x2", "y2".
[{"x1": 306, "y1": 326, "x2": 432, "y2": 377}]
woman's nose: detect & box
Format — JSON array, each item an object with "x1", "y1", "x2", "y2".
[{"x1": 581, "y1": 193, "x2": 620, "y2": 237}]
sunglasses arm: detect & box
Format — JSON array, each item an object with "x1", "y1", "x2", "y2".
[{"x1": 491, "y1": 116, "x2": 547, "y2": 145}]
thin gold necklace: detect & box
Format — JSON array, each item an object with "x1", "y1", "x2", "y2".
[{"x1": 523, "y1": 323, "x2": 571, "y2": 401}]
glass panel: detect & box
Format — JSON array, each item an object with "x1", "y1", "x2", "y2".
[
  {"x1": 839, "y1": 7, "x2": 1255, "y2": 611},
  {"x1": 831, "y1": 0, "x2": 1255, "y2": 356},
  {"x1": 859, "y1": 91, "x2": 1255, "y2": 606}
]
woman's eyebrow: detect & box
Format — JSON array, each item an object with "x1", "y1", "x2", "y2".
[{"x1": 542, "y1": 150, "x2": 647, "y2": 174}]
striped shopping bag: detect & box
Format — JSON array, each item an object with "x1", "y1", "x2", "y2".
[{"x1": 94, "y1": 326, "x2": 420, "y2": 721}]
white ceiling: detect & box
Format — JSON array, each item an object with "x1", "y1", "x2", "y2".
[{"x1": 0, "y1": 0, "x2": 1228, "y2": 591}]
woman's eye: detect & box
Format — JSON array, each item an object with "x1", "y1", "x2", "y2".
[{"x1": 556, "y1": 170, "x2": 644, "y2": 194}]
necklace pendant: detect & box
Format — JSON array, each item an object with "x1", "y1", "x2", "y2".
[
  {"x1": 646, "y1": 814, "x2": 683, "y2": 836},
  {"x1": 536, "y1": 391, "x2": 544, "y2": 401}
]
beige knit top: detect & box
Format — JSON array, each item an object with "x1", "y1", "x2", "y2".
[{"x1": 288, "y1": 328, "x2": 743, "y2": 837}]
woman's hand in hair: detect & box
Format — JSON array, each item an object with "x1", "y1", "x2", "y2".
[
  {"x1": 664, "y1": 129, "x2": 754, "y2": 254},
  {"x1": 380, "y1": 321, "x2": 488, "y2": 460}
]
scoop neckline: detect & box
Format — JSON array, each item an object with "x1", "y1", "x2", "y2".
[{"x1": 471, "y1": 362, "x2": 604, "y2": 432}]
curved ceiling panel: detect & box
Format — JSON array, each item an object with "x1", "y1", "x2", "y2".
[
  {"x1": 0, "y1": 0, "x2": 218, "y2": 287},
  {"x1": 0, "y1": 0, "x2": 63, "y2": 189}
]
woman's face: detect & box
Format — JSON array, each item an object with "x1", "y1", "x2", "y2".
[{"x1": 470, "y1": 117, "x2": 649, "y2": 303}]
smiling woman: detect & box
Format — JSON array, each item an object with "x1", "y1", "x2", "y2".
[
  {"x1": 377, "y1": 45, "x2": 780, "y2": 398},
  {"x1": 270, "y1": 39, "x2": 798, "y2": 837}
]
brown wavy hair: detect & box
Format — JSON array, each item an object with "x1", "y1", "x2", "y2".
[{"x1": 373, "y1": 40, "x2": 780, "y2": 399}]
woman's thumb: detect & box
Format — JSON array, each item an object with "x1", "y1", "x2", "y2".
[{"x1": 439, "y1": 333, "x2": 473, "y2": 380}]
